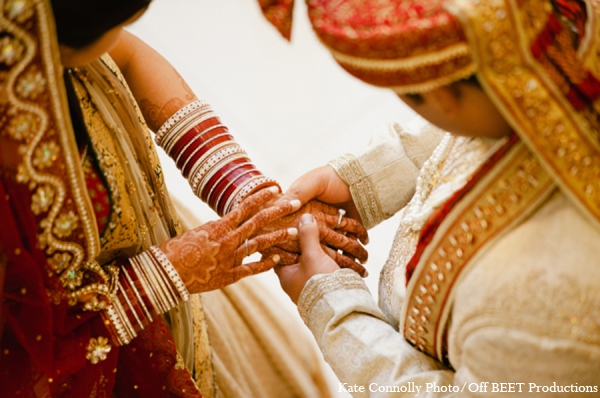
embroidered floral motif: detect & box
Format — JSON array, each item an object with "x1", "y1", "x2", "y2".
[
  {"x1": 63, "y1": 266, "x2": 83, "y2": 290},
  {"x1": 0, "y1": 35, "x2": 24, "y2": 66},
  {"x1": 48, "y1": 252, "x2": 71, "y2": 274},
  {"x1": 3, "y1": 0, "x2": 116, "y2": 313},
  {"x1": 86, "y1": 336, "x2": 111, "y2": 364},
  {"x1": 16, "y1": 67, "x2": 46, "y2": 99},
  {"x1": 53, "y1": 210, "x2": 79, "y2": 238},
  {"x1": 16, "y1": 163, "x2": 30, "y2": 184},
  {"x1": 31, "y1": 185, "x2": 54, "y2": 214},
  {"x1": 33, "y1": 141, "x2": 59, "y2": 169},
  {"x1": 4, "y1": 0, "x2": 34, "y2": 23},
  {"x1": 7, "y1": 111, "x2": 38, "y2": 141}
]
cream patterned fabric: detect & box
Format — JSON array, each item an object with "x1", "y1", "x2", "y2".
[
  {"x1": 329, "y1": 119, "x2": 444, "y2": 230},
  {"x1": 298, "y1": 128, "x2": 600, "y2": 396}
]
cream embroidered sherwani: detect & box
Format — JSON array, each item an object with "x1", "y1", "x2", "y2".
[{"x1": 298, "y1": 119, "x2": 600, "y2": 397}]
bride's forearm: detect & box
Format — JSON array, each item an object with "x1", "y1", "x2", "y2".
[
  {"x1": 109, "y1": 30, "x2": 197, "y2": 132},
  {"x1": 109, "y1": 31, "x2": 278, "y2": 216}
]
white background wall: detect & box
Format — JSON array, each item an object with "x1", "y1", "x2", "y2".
[{"x1": 129, "y1": 1, "x2": 418, "y2": 396}]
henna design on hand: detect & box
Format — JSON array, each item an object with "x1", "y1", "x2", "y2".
[
  {"x1": 159, "y1": 188, "x2": 298, "y2": 293},
  {"x1": 256, "y1": 199, "x2": 369, "y2": 271},
  {"x1": 261, "y1": 243, "x2": 368, "y2": 277}
]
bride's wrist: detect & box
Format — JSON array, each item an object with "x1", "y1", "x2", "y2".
[
  {"x1": 155, "y1": 100, "x2": 279, "y2": 215},
  {"x1": 102, "y1": 247, "x2": 189, "y2": 346}
]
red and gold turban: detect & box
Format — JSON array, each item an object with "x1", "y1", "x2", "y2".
[
  {"x1": 259, "y1": 0, "x2": 477, "y2": 93},
  {"x1": 306, "y1": 0, "x2": 477, "y2": 93}
]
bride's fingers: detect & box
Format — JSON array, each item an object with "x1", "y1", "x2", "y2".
[
  {"x1": 320, "y1": 213, "x2": 369, "y2": 244},
  {"x1": 231, "y1": 254, "x2": 282, "y2": 281},
  {"x1": 318, "y1": 224, "x2": 368, "y2": 263},
  {"x1": 260, "y1": 224, "x2": 368, "y2": 263},
  {"x1": 234, "y1": 228, "x2": 298, "y2": 263},
  {"x1": 234, "y1": 199, "x2": 301, "y2": 240},
  {"x1": 226, "y1": 186, "x2": 281, "y2": 226},
  {"x1": 261, "y1": 247, "x2": 299, "y2": 266},
  {"x1": 269, "y1": 240, "x2": 300, "y2": 253},
  {"x1": 322, "y1": 245, "x2": 368, "y2": 277}
]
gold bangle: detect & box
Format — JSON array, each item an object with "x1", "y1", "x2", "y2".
[
  {"x1": 117, "y1": 279, "x2": 144, "y2": 331},
  {"x1": 149, "y1": 246, "x2": 190, "y2": 302},
  {"x1": 142, "y1": 251, "x2": 178, "y2": 311},
  {"x1": 130, "y1": 255, "x2": 162, "y2": 314},
  {"x1": 104, "y1": 304, "x2": 128, "y2": 345},
  {"x1": 155, "y1": 100, "x2": 210, "y2": 145},
  {"x1": 137, "y1": 252, "x2": 171, "y2": 313},
  {"x1": 126, "y1": 260, "x2": 154, "y2": 322}
]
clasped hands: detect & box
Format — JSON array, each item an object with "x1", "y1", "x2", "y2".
[{"x1": 160, "y1": 179, "x2": 368, "y2": 295}]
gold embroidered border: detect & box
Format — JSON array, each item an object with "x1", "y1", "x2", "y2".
[
  {"x1": 298, "y1": 269, "x2": 369, "y2": 321},
  {"x1": 100, "y1": 55, "x2": 184, "y2": 237},
  {"x1": 68, "y1": 70, "x2": 138, "y2": 257},
  {"x1": 329, "y1": 154, "x2": 384, "y2": 229},
  {"x1": 390, "y1": 63, "x2": 478, "y2": 95},
  {"x1": 401, "y1": 142, "x2": 554, "y2": 364},
  {"x1": 330, "y1": 43, "x2": 471, "y2": 72},
  {"x1": 457, "y1": 0, "x2": 600, "y2": 224},
  {"x1": 2, "y1": 0, "x2": 101, "y2": 303}
]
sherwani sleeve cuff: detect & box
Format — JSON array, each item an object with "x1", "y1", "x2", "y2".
[
  {"x1": 329, "y1": 121, "x2": 444, "y2": 229},
  {"x1": 296, "y1": 271, "x2": 453, "y2": 397},
  {"x1": 298, "y1": 269, "x2": 371, "y2": 321}
]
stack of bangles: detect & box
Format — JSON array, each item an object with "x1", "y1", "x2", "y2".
[
  {"x1": 155, "y1": 100, "x2": 280, "y2": 216},
  {"x1": 102, "y1": 246, "x2": 189, "y2": 346}
]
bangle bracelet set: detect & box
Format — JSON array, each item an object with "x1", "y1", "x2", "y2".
[
  {"x1": 102, "y1": 246, "x2": 189, "y2": 346},
  {"x1": 156, "y1": 100, "x2": 279, "y2": 215}
]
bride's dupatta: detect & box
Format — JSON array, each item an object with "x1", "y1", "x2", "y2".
[{"x1": 0, "y1": 0, "x2": 204, "y2": 396}]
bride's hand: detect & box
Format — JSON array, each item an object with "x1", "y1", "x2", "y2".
[
  {"x1": 275, "y1": 213, "x2": 341, "y2": 304},
  {"x1": 159, "y1": 187, "x2": 299, "y2": 293},
  {"x1": 259, "y1": 199, "x2": 369, "y2": 276}
]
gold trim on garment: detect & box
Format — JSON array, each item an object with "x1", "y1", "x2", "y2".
[
  {"x1": 329, "y1": 154, "x2": 384, "y2": 230},
  {"x1": 298, "y1": 269, "x2": 370, "y2": 321},
  {"x1": 1, "y1": 0, "x2": 116, "y2": 309},
  {"x1": 401, "y1": 141, "x2": 555, "y2": 365},
  {"x1": 67, "y1": 69, "x2": 139, "y2": 259},
  {"x1": 330, "y1": 42, "x2": 471, "y2": 71},
  {"x1": 390, "y1": 63, "x2": 478, "y2": 94},
  {"x1": 455, "y1": 0, "x2": 600, "y2": 226}
]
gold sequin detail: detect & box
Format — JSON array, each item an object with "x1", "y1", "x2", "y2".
[{"x1": 86, "y1": 336, "x2": 111, "y2": 364}]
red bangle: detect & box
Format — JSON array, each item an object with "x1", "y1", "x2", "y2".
[
  {"x1": 200, "y1": 157, "x2": 251, "y2": 202},
  {"x1": 156, "y1": 101, "x2": 280, "y2": 216},
  {"x1": 216, "y1": 169, "x2": 261, "y2": 214},
  {"x1": 122, "y1": 264, "x2": 157, "y2": 319},
  {"x1": 161, "y1": 108, "x2": 215, "y2": 153},
  {"x1": 225, "y1": 177, "x2": 280, "y2": 214},
  {"x1": 169, "y1": 118, "x2": 221, "y2": 159},
  {"x1": 190, "y1": 144, "x2": 246, "y2": 195},
  {"x1": 180, "y1": 132, "x2": 234, "y2": 177},
  {"x1": 202, "y1": 160, "x2": 257, "y2": 204},
  {"x1": 213, "y1": 168, "x2": 260, "y2": 214}
]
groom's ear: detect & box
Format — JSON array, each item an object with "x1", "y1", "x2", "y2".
[{"x1": 425, "y1": 85, "x2": 461, "y2": 117}]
